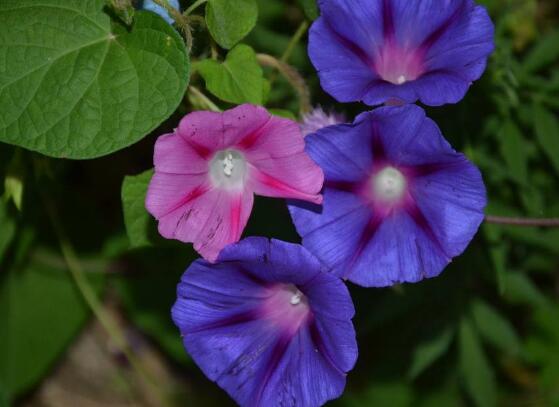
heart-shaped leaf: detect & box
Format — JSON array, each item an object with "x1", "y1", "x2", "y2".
[
  {"x1": 205, "y1": 0, "x2": 258, "y2": 49},
  {"x1": 0, "y1": 1, "x2": 189, "y2": 159}
]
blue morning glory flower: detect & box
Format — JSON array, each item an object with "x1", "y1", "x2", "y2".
[
  {"x1": 142, "y1": 0, "x2": 180, "y2": 25},
  {"x1": 308, "y1": 0, "x2": 495, "y2": 106},
  {"x1": 289, "y1": 105, "x2": 487, "y2": 287},
  {"x1": 171, "y1": 237, "x2": 358, "y2": 407}
]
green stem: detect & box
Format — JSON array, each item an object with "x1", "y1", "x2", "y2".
[
  {"x1": 257, "y1": 53, "x2": 312, "y2": 115},
  {"x1": 37, "y1": 179, "x2": 171, "y2": 407},
  {"x1": 188, "y1": 85, "x2": 222, "y2": 112},
  {"x1": 485, "y1": 215, "x2": 559, "y2": 227},
  {"x1": 185, "y1": 0, "x2": 208, "y2": 16},
  {"x1": 281, "y1": 21, "x2": 309, "y2": 63},
  {"x1": 152, "y1": 0, "x2": 193, "y2": 50}
]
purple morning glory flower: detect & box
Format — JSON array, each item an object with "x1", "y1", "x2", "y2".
[
  {"x1": 309, "y1": 0, "x2": 495, "y2": 106},
  {"x1": 172, "y1": 237, "x2": 357, "y2": 407},
  {"x1": 289, "y1": 105, "x2": 487, "y2": 287}
]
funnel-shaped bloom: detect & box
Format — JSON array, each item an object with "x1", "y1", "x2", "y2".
[
  {"x1": 172, "y1": 238, "x2": 357, "y2": 407},
  {"x1": 289, "y1": 105, "x2": 486, "y2": 287},
  {"x1": 309, "y1": 0, "x2": 494, "y2": 106},
  {"x1": 142, "y1": 0, "x2": 180, "y2": 24},
  {"x1": 146, "y1": 105, "x2": 323, "y2": 262}
]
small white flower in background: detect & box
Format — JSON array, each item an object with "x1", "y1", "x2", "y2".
[{"x1": 300, "y1": 107, "x2": 346, "y2": 137}]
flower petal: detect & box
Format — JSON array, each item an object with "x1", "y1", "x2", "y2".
[
  {"x1": 177, "y1": 110, "x2": 225, "y2": 157},
  {"x1": 153, "y1": 133, "x2": 208, "y2": 175}
]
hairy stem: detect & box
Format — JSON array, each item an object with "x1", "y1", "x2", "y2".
[
  {"x1": 188, "y1": 85, "x2": 222, "y2": 112},
  {"x1": 485, "y1": 215, "x2": 559, "y2": 227},
  {"x1": 257, "y1": 53, "x2": 312, "y2": 115},
  {"x1": 152, "y1": 0, "x2": 193, "y2": 50}
]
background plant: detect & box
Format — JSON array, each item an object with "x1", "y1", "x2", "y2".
[{"x1": 0, "y1": 0, "x2": 558, "y2": 406}]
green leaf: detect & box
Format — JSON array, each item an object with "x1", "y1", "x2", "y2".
[
  {"x1": 458, "y1": 318, "x2": 497, "y2": 407},
  {"x1": 0, "y1": 2, "x2": 189, "y2": 159},
  {"x1": 0, "y1": 249, "x2": 104, "y2": 400},
  {"x1": 121, "y1": 169, "x2": 156, "y2": 248},
  {"x1": 196, "y1": 45, "x2": 266, "y2": 105},
  {"x1": 206, "y1": 0, "x2": 258, "y2": 49},
  {"x1": 533, "y1": 104, "x2": 559, "y2": 177},
  {"x1": 298, "y1": 0, "x2": 319, "y2": 20},
  {"x1": 344, "y1": 382, "x2": 413, "y2": 407},
  {"x1": 522, "y1": 30, "x2": 559, "y2": 73},
  {"x1": 0, "y1": 202, "x2": 16, "y2": 262},
  {"x1": 471, "y1": 299, "x2": 521, "y2": 356},
  {"x1": 408, "y1": 325, "x2": 454, "y2": 379},
  {"x1": 504, "y1": 272, "x2": 548, "y2": 307},
  {"x1": 499, "y1": 120, "x2": 528, "y2": 185},
  {"x1": 269, "y1": 108, "x2": 297, "y2": 120}
]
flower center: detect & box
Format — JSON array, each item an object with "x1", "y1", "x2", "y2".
[
  {"x1": 372, "y1": 166, "x2": 407, "y2": 203},
  {"x1": 374, "y1": 45, "x2": 425, "y2": 85},
  {"x1": 209, "y1": 149, "x2": 246, "y2": 190},
  {"x1": 261, "y1": 284, "x2": 310, "y2": 336}
]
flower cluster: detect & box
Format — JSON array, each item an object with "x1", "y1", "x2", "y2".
[{"x1": 145, "y1": 0, "x2": 494, "y2": 405}]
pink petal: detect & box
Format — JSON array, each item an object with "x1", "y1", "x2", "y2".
[
  {"x1": 177, "y1": 110, "x2": 225, "y2": 157},
  {"x1": 248, "y1": 156, "x2": 324, "y2": 205},
  {"x1": 154, "y1": 133, "x2": 209, "y2": 174},
  {"x1": 145, "y1": 172, "x2": 209, "y2": 219},
  {"x1": 223, "y1": 104, "x2": 271, "y2": 148},
  {"x1": 155, "y1": 186, "x2": 254, "y2": 262}
]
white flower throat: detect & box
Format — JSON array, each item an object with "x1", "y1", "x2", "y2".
[
  {"x1": 210, "y1": 149, "x2": 247, "y2": 190},
  {"x1": 372, "y1": 166, "x2": 407, "y2": 202}
]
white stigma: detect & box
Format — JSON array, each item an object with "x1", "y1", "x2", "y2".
[
  {"x1": 210, "y1": 149, "x2": 246, "y2": 190},
  {"x1": 396, "y1": 75, "x2": 407, "y2": 85},
  {"x1": 222, "y1": 152, "x2": 234, "y2": 176},
  {"x1": 373, "y1": 166, "x2": 407, "y2": 202},
  {"x1": 290, "y1": 291, "x2": 303, "y2": 306}
]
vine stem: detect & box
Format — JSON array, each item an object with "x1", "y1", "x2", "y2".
[
  {"x1": 281, "y1": 21, "x2": 309, "y2": 63},
  {"x1": 256, "y1": 53, "x2": 312, "y2": 115},
  {"x1": 152, "y1": 0, "x2": 193, "y2": 50},
  {"x1": 188, "y1": 85, "x2": 222, "y2": 111},
  {"x1": 36, "y1": 175, "x2": 171, "y2": 407},
  {"x1": 485, "y1": 215, "x2": 559, "y2": 227},
  {"x1": 184, "y1": 0, "x2": 208, "y2": 16}
]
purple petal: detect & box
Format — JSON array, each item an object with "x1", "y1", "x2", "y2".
[{"x1": 172, "y1": 238, "x2": 357, "y2": 406}]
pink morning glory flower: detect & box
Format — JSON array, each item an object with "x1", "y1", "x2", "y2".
[{"x1": 146, "y1": 104, "x2": 324, "y2": 262}]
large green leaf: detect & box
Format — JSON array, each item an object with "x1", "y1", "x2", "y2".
[
  {"x1": 0, "y1": 249, "x2": 105, "y2": 401},
  {"x1": 121, "y1": 169, "x2": 156, "y2": 249},
  {"x1": 195, "y1": 44, "x2": 266, "y2": 105},
  {"x1": 458, "y1": 318, "x2": 497, "y2": 407},
  {"x1": 0, "y1": 2, "x2": 189, "y2": 159},
  {"x1": 471, "y1": 299, "x2": 521, "y2": 356},
  {"x1": 533, "y1": 104, "x2": 559, "y2": 177},
  {"x1": 206, "y1": 0, "x2": 258, "y2": 49}
]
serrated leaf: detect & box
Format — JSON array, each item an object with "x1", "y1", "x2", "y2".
[
  {"x1": 458, "y1": 318, "x2": 497, "y2": 407},
  {"x1": 298, "y1": 0, "x2": 319, "y2": 20},
  {"x1": 206, "y1": 0, "x2": 258, "y2": 49},
  {"x1": 196, "y1": 44, "x2": 265, "y2": 105},
  {"x1": 0, "y1": 2, "x2": 189, "y2": 159},
  {"x1": 121, "y1": 169, "x2": 155, "y2": 248},
  {"x1": 533, "y1": 104, "x2": 559, "y2": 177},
  {"x1": 499, "y1": 120, "x2": 528, "y2": 185},
  {"x1": 0, "y1": 249, "x2": 105, "y2": 400},
  {"x1": 522, "y1": 30, "x2": 559, "y2": 73},
  {"x1": 408, "y1": 325, "x2": 454, "y2": 379},
  {"x1": 471, "y1": 299, "x2": 521, "y2": 356}
]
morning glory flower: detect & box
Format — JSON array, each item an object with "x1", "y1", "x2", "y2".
[
  {"x1": 309, "y1": 0, "x2": 495, "y2": 106},
  {"x1": 289, "y1": 105, "x2": 487, "y2": 287},
  {"x1": 172, "y1": 237, "x2": 357, "y2": 407},
  {"x1": 142, "y1": 0, "x2": 180, "y2": 25},
  {"x1": 145, "y1": 104, "x2": 323, "y2": 262},
  {"x1": 300, "y1": 107, "x2": 346, "y2": 137}
]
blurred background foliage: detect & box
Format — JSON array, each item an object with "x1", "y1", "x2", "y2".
[{"x1": 0, "y1": 0, "x2": 559, "y2": 406}]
